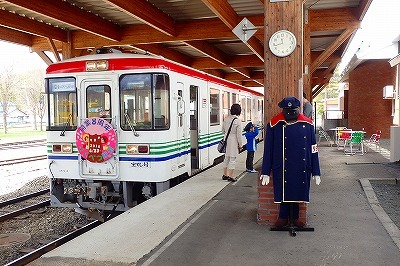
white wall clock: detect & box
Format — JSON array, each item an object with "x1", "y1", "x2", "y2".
[{"x1": 269, "y1": 30, "x2": 296, "y2": 57}]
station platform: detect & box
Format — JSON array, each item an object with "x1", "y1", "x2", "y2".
[{"x1": 31, "y1": 140, "x2": 400, "y2": 265}]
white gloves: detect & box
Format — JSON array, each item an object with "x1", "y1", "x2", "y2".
[
  {"x1": 313, "y1": 175, "x2": 321, "y2": 185},
  {"x1": 259, "y1": 175, "x2": 270, "y2": 185}
]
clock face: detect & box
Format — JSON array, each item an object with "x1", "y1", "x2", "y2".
[{"x1": 269, "y1": 30, "x2": 296, "y2": 57}]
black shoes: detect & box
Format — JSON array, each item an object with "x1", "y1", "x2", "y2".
[
  {"x1": 227, "y1": 177, "x2": 237, "y2": 182},
  {"x1": 274, "y1": 218, "x2": 305, "y2": 228},
  {"x1": 222, "y1": 175, "x2": 236, "y2": 182}
]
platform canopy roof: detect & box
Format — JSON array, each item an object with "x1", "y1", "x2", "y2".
[{"x1": 0, "y1": 0, "x2": 371, "y2": 93}]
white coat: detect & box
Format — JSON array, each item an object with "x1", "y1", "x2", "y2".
[{"x1": 222, "y1": 115, "x2": 242, "y2": 157}]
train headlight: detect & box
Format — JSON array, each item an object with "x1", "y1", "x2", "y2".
[
  {"x1": 62, "y1": 144, "x2": 73, "y2": 153},
  {"x1": 126, "y1": 144, "x2": 149, "y2": 155},
  {"x1": 52, "y1": 143, "x2": 73, "y2": 153},
  {"x1": 86, "y1": 60, "x2": 108, "y2": 71}
]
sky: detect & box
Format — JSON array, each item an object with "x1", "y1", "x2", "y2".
[
  {"x1": 0, "y1": 41, "x2": 47, "y2": 73},
  {"x1": 338, "y1": 0, "x2": 400, "y2": 74}
]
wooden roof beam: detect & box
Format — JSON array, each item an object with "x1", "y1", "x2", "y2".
[
  {"x1": 200, "y1": 0, "x2": 264, "y2": 62},
  {"x1": 203, "y1": 69, "x2": 225, "y2": 78},
  {"x1": 4, "y1": 0, "x2": 121, "y2": 41},
  {"x1": 35, "y1": 51, "x2": 53, "y2": 66},
  {"x1": 309, "y1": 8, "x2": 360, "y2": 32},
  {"x1": 310, "y1": 27, "x2": 356, "y2": 73},
  {"x1": 230, "y1": 67, "x2": 251, "y2": 79},
  {"x1": 225, "y1": 70, "x2": 263, "y2": 82},
  {"x1": 47, "y1": 38, "x2": 61, "y2": 62},
  {"x1": 133, "y1": 43, "x2": 193, "y2": 66},
  {"x1": 103, "y1": 0, "x2": 176, "y2": 36},
  {"x1": 184, "y1": 40, "x2": 229, "y2": 65},
  {"x1": 184, "y1": 40, "x2": 255, "y2": 83},
  {"x1": 191, "y1": 54, "x2": 262, "y2": 69},
  {"x1": 0, "y1": 9, "x2": 68, "y2": 43},
  {"x1": 243, "y1": 80, "x2": 263, "y2": 87},
  {"x1": 311, "y1": 51, "x2": 341, "y2": 63},
  {"x1": 29, "y1": 10, "x2": 356, "y2": 51},
  {"x1": 0, "y1": 25, "x2": 32, "y2": 46},
  {"x1": 357, "y1": 0, "x2": 374, "y2": 20},
  {"x1": 312, "y1": 82, "x2": 328, "y2": 99},
  {"x1": 31, "y1": 18, "x2": 237, "y2": 50},
  {"x1": 312, "y1": 60, "x2": 339, "y2": 88}
]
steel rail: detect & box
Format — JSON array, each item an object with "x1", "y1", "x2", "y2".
[
  {"x1": 0, "y1": 155, "x2": 47, "y2": 166},
  {"x1": 0, "y1": 189, "x2": 50, "y2": 208},
  {"x1": 0, "y1": 200, "x2": 50, "y2": 223},
  {"x1": 5, "y1": 220, "x2": 102, "y2": 266}
]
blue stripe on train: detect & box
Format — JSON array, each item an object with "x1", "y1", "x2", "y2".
[{"x1": 48, "y1": 150, "x2": 191, "y2": 162}]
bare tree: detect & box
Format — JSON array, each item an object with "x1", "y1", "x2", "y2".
[
  {"x1": 0, "y1": 67, "x2": 19, "y2": 134},
  {"x1": 18, "y1": 69, "x2": 46, "y2": 130}
]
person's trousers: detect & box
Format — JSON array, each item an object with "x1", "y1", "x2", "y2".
[
  {"x1": 279, "y1": 202, "x2": 299, "y2": 220},
  {"x1": 246, "y1": 151, "x2": 254, "y2": 170}
]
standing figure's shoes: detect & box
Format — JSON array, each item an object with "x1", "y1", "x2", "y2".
[{"x1": 227, "y1": 177, "x2": 237, "y2": 182}]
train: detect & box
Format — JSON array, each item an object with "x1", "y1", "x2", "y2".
[{"x1": 45, "y1": 50, "x2": 264, "y2": 220}]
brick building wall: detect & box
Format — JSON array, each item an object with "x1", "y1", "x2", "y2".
[{"x1": 348, "y1": 60, "x2": 396, "y2": 138}]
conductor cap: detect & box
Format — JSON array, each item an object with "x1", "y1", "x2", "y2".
[{"x1": 278, "y1": 96, "x2": 300, "y2": 109}]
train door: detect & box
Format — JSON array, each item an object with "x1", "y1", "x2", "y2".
[
  {"x1": 176, "y1": 83, "x2": 186, "y2": 167},
  {"x1": 79, "y1": 79, "x2": 118, "y2": 177},
  {"x1": 190, "y1": 85, "x2": 199, "y2": 169}
]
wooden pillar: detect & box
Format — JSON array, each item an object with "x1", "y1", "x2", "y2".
[
  {"x1": 264, "y1": 0, "x2": 304, "y2": 121},
  {"x1": 258, "y1": 0, "x2": 307, "y2": 226},
  {"x1": 62, "y1": 31, "x2": 81, "y2": 60},
  {"x1": 303, "y1": 8, "x2": 312, "y2": 101}
]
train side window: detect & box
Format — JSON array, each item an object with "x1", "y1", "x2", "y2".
[
  {"x1": 120, "y1": 73, "x2": 169, "y2": 130},
  {"x1": 120, "y1": 74, "x2": 152, "y2": 130},
  {"x1": 154, "y1": 74, "x2": 170, "y2": 129},
  {"x1": 209, "y1": 88, "x2": 220, "y2": 125},
  {"x1": 222, "y1": 91, "x2": 230, "y2": 120},
  {"x1": 232, "y1": 93, "x2": 238, "y2": 104},
  {"x1": 240, "y1": 95, "x2": 245, "y2": 121},
  {"x1": 247, "y1": 97, "x2": 251, "y2": 121},
  {"x1": 46, "y1": 77, "x2": 77, "y2": 131}
]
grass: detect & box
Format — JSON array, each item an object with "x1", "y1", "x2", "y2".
[{"x1": 0, "y1": 126, "x2": 46, "y2": 141}]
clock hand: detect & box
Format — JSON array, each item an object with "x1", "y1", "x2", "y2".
[{"x1": 274, "y1": 39, "x2": 284, "y2": 46}]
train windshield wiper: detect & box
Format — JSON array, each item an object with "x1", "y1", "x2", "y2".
[
  {"x1": 60, "y1": 113, "x2": 72, "y2": 136},
  {"x1": 124, "y1": 112, "x2": 139, "y2": 137}
]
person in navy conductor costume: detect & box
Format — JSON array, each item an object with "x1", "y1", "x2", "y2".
[{"x1": 260, "y1": 96, "x2": 321, "y2": 228}]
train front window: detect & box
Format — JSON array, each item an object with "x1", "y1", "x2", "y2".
[
  {"x1": 120, "y1": 73, "x2": 170, "y2": 130},
  {"x1": 46, "y1": 77, "x2": 77, "y2": 130},
  {"x1": 86, "y1": 85, "x2": 112, "y2": 119}
]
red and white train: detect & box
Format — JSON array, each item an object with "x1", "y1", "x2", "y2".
[{"x1": 45, "y1": 50, "x2": 264, "y2": 219}]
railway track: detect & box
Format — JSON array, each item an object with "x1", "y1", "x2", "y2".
[
  {"x1": 0, "y1": 187, "x2": 105, "y2": 265},
  {"x1": 0, "y1": 189, "x2": 50, "y2": 223},
  {"x1": 0, "y1": 155, "x2": 47, "y2": 166},
  {"x1": 0, "y1": 140, "x2": 46, "y2": 151},
  {"x1": 5, "y1": 220, "x2": 102, "y2": 266}
]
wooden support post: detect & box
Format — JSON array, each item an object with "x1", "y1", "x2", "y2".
[{"x1": 264, "y1": 0, "x2": 304, "y2": 121}]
